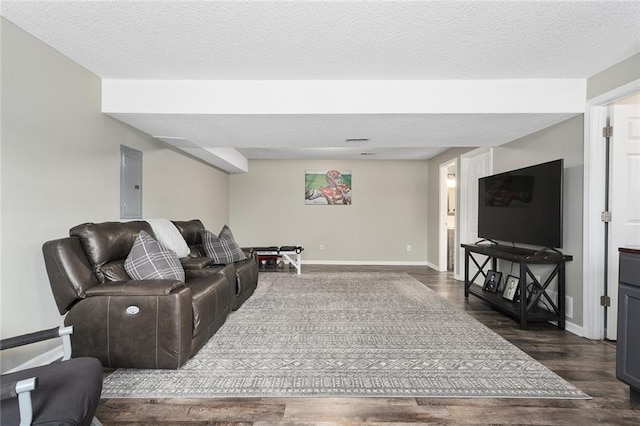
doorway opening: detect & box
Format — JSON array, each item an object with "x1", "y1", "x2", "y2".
[
  {"x1": 458, "y1": 147, "x2": 493, "y2": 280},
  {"x1": 439, "y1": 160, "x2": 457, "y2": 272}
]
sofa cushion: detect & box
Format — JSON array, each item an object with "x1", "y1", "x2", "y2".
[
  {"x1": 101, "y1": 260, "x2": 130, "y2": 281},
  {"x1": 125, "y1": 230, "x2": 185, "y2": 282},
  {"x1": 146, "y1": 218, "x2": 191, "y2": 258},
  {"x1": 70, "y1": 221, "x2": 154, "y2": 283},
  {"x1": 201, "y1": 225, "x2": 247, "y2": 264},
  {"x1": 172, "y1": 219, "x2": 205, "y2": 246}
]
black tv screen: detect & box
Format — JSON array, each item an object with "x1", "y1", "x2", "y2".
[{"x1": 477, "y1": 159, "x2": 563, "y2": 249}]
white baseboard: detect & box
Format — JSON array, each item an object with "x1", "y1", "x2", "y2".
[
  {"x1": 564, "y1": 319, "x2": 584, "y2": 337},
  {"x1": 426, "y1": 262, "x2": 440, "y2": 271},
  {"x1": 302, "y1": 260, "x2": 429, "y2": 266},
  {"x1": 531, "y1": 319, "x2": 584, "y2": 338},
  {"x1": 4, "y1": 345, "x2": 64, "y2": 374}
]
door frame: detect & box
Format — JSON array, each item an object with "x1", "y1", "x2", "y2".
[
  {"x1": 583, "y1": 79, "x2": 640, "y2": 340},
  {"x1": 459, "y1": 147, "x2": 493, "y2": 280},
  {"x1": 439, "y1": 160, "x2": 457, "y2": 272}
]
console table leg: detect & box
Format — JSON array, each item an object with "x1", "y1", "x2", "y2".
[
  {"x1": 558, "y1": 262, "x2": 566, "y2": 329},
  {"x1": 464, "y1": 249, "x2": 470, "y2": 298},
  {"x1": 519, "y1": 261, "x2": 528, "y2": 329}
]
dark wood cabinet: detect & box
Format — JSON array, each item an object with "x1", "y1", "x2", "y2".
[
  {"x1": 616, "y1": 247, "x2": 640, "y2": 403},
  {"x1": 462, "y1": 243, "x2": 572, "y2": 329}
]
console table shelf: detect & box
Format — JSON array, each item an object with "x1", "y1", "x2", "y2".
[{"x1": 462, "y1": 243, "x2": 572, "y2": 329}]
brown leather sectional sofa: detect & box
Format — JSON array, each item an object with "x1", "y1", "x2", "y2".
[
  {"x1": 172, "y1": 219, "x2": 258, "y2": 310},
  {"x1": 42, "y1": 220, "x2": 258, "y2": 369}
]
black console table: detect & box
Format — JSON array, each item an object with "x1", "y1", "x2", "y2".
[{"x1": 462, "y1": 243, "x2": 572, "y2": 329}]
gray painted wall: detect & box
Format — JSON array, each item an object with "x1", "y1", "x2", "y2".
[
  {"x1": 426, "y1": 119, "x2": 585, "y2": 326},
  {"x1": 492, "y1": 117, "x2": 585, "y2": 325},
  {"x1": 0, "y1": 18, "x2": 230, "y2": 372},
  {"x1": 230, "y1": 160, "x2": 429, "y2": 263},
  {"x1": 423, "y1": 119, "x2": 585, "y2": 327},
  {"x1": 587, "y1": 52, "x2": 640, "y2": 100}
]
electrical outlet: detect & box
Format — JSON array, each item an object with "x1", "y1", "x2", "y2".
[
  {"x1": 544, "y1": 290, "x2": 573, "y2": 319},
  {"x1": 407, "y1": 245, "x2": 412, "y2": 252},
  {"x1": 319, "y1": 244, "x2": 324, "y2": 251}
]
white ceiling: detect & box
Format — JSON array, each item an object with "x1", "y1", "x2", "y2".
[{"x1": 2, "y1": 1, "x2": 639, "y2": 172}]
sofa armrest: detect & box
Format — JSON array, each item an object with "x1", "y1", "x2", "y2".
[
  {"x1": 66, "y1": 285, "x2": 193, "y2": 369},
  {"x1": 85, "y1": 280, "x2": 185, "y2": 297},
  {"x1": 180, "y1": 257, "x2": 217, "y2": 270},
  {"x1": 241, "y1": 247, "x2": 257, "y2": 261}
]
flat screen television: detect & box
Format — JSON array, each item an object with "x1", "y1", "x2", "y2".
[{"x1": 477, "y1": 159, "x2": 563, "y2": 249}]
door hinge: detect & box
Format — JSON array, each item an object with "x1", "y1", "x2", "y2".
[
  {"x1": 601, "y1": 211, "x2": 612, "y2": 222},
  {"x1": 601, "y1": 295, "x2": 611, "y2": 307},
  {"x1": 602, "y1": 126, "x2": 614, "y2": 138}
]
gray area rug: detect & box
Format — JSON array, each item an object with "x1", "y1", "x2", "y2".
[{"x1": 101, "y1": 272, "x2": 589, "y2": 399}]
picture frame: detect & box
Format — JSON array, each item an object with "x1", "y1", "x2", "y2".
[
  {"x1": 304, "y1": 169, "x2": 352, "y2": 205},
  {"x1": 502, "y1": 275, "x2": 520, "y2": 301},
  {"x1": 482, "y1": 270, "x2": 502, "y2": 293}
]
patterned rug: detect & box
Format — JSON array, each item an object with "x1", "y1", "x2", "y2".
[{"x1": 101, "y1": 272, "x2": 589, "y2": 399}]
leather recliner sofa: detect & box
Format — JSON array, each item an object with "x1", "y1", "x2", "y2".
[
  {"x1": 172, "y1": 219, "x2": 259, "y2": 310},
  {"x1": 42, "y1": 221, "x2": 237, "y2": 369}
]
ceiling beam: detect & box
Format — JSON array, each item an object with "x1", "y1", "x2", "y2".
[{"x1": 103, "y1": 79, "x2": 586, "y2": 115}]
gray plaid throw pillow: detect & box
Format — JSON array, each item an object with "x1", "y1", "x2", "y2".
[
  {"x1": 200, "y1": 225, "x2": 247, "y2": 264},
  {"x1": 125, "y1": 230, "x2": 185, "y2": 282}
]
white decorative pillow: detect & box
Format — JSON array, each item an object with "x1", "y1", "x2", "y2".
[
  {"x1": 145, "y1": 218, "x2": 191, "y2": 258},
  {"x1": 125, "y1": 230, "x2": 185, "y2": 282},
  {"x1": 200, "y1": 225, "x2": 247, "y2": 264}
]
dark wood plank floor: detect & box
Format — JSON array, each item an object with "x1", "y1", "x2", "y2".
[{"x1": 96, "y1": 265, "x2": 640, "y2": 425}]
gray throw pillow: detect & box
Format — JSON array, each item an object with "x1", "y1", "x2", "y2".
[
  {"x1": 200, "y1": 225, "x2": 247, "y2": 264},
  {"x1": 125, "y1": 230, "x2": 185, "y2": 282}
]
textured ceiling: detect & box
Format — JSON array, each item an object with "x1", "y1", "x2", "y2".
[
  {"x1": 2, "y1": 1, "x2": 639, "y2": 168},
  {"x1": 4, "y1": 1, "x2": 638, "y2": 80}
]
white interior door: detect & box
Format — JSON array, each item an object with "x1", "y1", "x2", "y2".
[
  {"x1": 606, "y1": 104, "x2": 640, "y2": 340},
  {"x1": 459, "y1": 148, "x2": 492, "y2": 280}
]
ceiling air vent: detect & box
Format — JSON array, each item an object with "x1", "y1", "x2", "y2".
[{"x1": 345, "y1": 138, "x2": 370, "y2": 143}]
